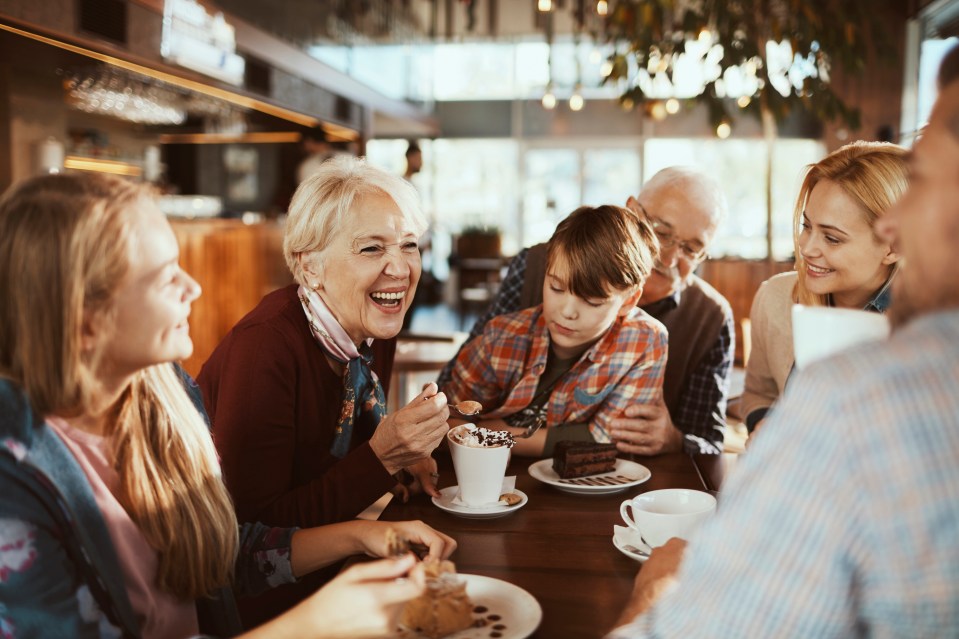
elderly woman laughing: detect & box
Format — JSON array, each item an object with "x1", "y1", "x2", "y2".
[{"x1": 198, "y1": 156, "x2": 450, "y2": 623}]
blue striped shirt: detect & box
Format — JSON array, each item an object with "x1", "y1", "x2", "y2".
[{"x1": 609, "y1": 309, "x2": 959, "y2": 638}]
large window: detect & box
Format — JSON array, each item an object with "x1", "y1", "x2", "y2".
[
  {"x1": 313, "y1": 40, "x2": 622, "y2": 103},
  {"x1": 645, "y1": 138, "x2": 825, "y2": 260},
  {"x1": 368, "y1": 136, "x2": 823, "y2": 265},
  {"x1": 900, "y1": 0, "x2": 959, "y2": 147}
]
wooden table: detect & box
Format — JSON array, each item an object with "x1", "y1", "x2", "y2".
[{"x1": 380, "y1": 452, "x2": 722, "y2": 639}]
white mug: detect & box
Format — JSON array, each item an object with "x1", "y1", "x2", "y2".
[
  {"x1": 447, "y1": 425, "x2": 510, "y2": 507},
  {"x1": 619, "y1": 489, "x2": 716, "y2": 548},
  {"x1": 792, "y1": 304, "x2": 890, "y2": 370}
]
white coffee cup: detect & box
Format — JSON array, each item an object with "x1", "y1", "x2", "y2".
[
  {"x1": 792, "y1": 304, "x2": 889, "y2": 370},
  {"x1": 619, "y1": 489, "x2": 716, "y2": 548},
  {"x1": 447, "y1": 425, "x2": 510, "y2": 507}
]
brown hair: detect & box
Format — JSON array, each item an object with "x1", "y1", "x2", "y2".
[
  {"x1": 793, "y1": 141, "x2": 908, "y2": 306},
  {"x1": 0, "y1": 173, "x2": 237, "y2": 599},
  {"x1": 546, "y1": 204, "x2": 658, "y2": 300}
]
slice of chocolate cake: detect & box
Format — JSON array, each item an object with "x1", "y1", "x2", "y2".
[{"x1": 552, "y1": 441, "x2": 618, "y2": 479}]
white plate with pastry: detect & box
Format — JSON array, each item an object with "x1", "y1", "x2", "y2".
[
  {"x1": 399, "y1": 574, "x2": 542, "y2": 639},
  {"x1": 527, "y1": 458, "x2": 651, "y2": 495}
]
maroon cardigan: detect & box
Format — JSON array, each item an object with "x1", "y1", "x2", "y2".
[
  {"x1": 198, "y1": 284, "x2": 397, "y2": 528},
  {"x1": 199, "y1": 285, "x2": 399, "y2": 627}
]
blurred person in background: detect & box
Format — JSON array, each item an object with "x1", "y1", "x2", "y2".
[
  {"x1": 403, "y1": 141, "x2": 423, "y2": 182},
  {"x1": 296, "y1": 126, "x2": 334, "y2": 184}
]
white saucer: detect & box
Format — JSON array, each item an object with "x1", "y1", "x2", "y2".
[
  {"x1": 612, "y1": 525, "x2": 652, "y2": 563},
  {"x1": 399, "y1": 574, "x2": 542, "y2": 638},
  {"x1": 431, "y1": 486, "x2": 528, "y2": 519},
  {"x1": 528, "y1": 458, "x2": 651, "y2": 495}
]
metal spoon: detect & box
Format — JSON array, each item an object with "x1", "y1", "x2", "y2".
[
  {"x1": 420, "y1": 383, "x2": 482, "y2": 418},
  {"x1": 513, "y1": 419, "x2": 545, "y2": 439},
  {"x1": 621, "y1": 544, "x2": 651, "y2": 558},
  {"x1": 448, "y1": 400, "x2": 482, "y2": 418}
]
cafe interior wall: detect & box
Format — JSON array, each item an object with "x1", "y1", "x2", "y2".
[
  {"x1": 0, "y1": 0, "x2": 432, "y2": 195},
  {"x1": 0, "y1": 30, "x2": 160, "y2": 187}
]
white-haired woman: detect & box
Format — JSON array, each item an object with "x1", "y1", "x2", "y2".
[
  {"x1": 198, "y1": 156, "x2": 450, "y2": 624},
  {"x1": 0, "y1": 172, "x2": 455, "y2": 638}
]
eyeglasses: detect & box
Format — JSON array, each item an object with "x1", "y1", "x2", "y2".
[{"x1": 635, "y1": 202, "x2": 709, "y2": 262}]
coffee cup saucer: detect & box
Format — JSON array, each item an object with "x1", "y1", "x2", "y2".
[
  {"x1": 613, "y1": 525, "x2": 652, "y2": 562},
  {"x1": 432, "y1": 486, "x2": 528, "y2": 520}
]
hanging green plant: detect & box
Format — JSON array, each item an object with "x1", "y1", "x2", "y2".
[{"x1": 601, "y1": 0, "x2": 898, "y2": 132}]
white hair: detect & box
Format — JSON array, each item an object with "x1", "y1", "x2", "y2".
[
  {"x1": 642, "y1": 166, "x2": 728, "y2": 225},
  {"x1": 283, "y1": 155, "x2": 427, "y2": 285}
]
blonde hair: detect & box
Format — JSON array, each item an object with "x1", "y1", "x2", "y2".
[
  {"x1": 546, "y1": 205, "x2": 659, "y2": 300},
  {"x1": 0, "y1": 173, "x2": 238, "y2": 599},
  {"x1": 284, "y1": 155, "x2": 427, "y2": 285},
  {"x1": 792, "y1": 141, "x2": 908, "y2": 306}
]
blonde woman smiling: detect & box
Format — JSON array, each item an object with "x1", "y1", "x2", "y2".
[{"x1": 743, "y1": 142, "x2": 906, "y2": 437}]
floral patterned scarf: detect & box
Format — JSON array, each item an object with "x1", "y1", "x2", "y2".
[{"x1": 298, "y1": 285, "x2": 387, "y2": 458}]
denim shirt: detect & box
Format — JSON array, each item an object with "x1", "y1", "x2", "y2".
[{"x1": 0, "y1": 367, "x2": 296, "y2": 638}]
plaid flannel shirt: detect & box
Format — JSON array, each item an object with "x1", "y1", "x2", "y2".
[{"x1": 442, "y1": 305, "x2": 667, "y2": 442}]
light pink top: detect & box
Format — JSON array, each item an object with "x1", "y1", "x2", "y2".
[{"x1": 47, "y1": 417, "x2": 199, "y2": 639}]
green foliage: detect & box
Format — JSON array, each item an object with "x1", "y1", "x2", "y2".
[{"x1": 602, "y1": 0, "x2": 895, "y2": 131}]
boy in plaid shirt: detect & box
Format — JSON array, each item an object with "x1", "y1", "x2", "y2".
[{"x1": 443, "y1": 205, "x2": 668, "y2": 456}]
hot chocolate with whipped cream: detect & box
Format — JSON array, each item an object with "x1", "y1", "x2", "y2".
[{"x1": 448, "y1": 424, "x2": 514, "y2": 448}]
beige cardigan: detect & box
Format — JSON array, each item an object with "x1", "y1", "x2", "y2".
[{"x1": 742, "y1": 271, "x2": 798, "y2": 426}]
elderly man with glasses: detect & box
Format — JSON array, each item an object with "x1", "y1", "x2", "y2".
[{"x1": 438, "y1": 167, "x2": 733, "y2": 456}]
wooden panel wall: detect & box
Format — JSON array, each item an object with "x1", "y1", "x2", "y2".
[
  {"x1": 171, "y1": 219, "x2": 292, "y2": 377},
  {"x1": 697, "y1": 258, "x2": 794, "y2": 365}
]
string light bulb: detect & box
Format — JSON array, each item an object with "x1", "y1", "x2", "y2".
[
  {"x1": 665, "y1": 98, "x2": 680, "y2": 114},
  {"x1": 650, "y1": 101, "x2": 668, "y2": 121},
  {"x1": 542, "y1": 83, "x2": 557, "y2": 110},
  {"x1": 716, "y1": 120, "x2": 732, "y2": 138},
  {"x1": 569, "y1": 85, "x2": 585, "y2": 111},
  {"x1": 597, "y1": 0, "x2": 608, "y2": 16},
  {"x1": 538, "y1": 0, "x2": 552, "y2": 12}
]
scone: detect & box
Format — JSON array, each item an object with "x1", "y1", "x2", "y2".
[{"x1": 400, "y1": 558, "x2": 474, "y2": 638}]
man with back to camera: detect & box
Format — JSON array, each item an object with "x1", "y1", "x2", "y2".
[
  {"x1": 438, "y1": 167, "x2": 734, "y2": 456},
  {"x1": 608, "y1": 47, "x2": 959, "y2": 638}
]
